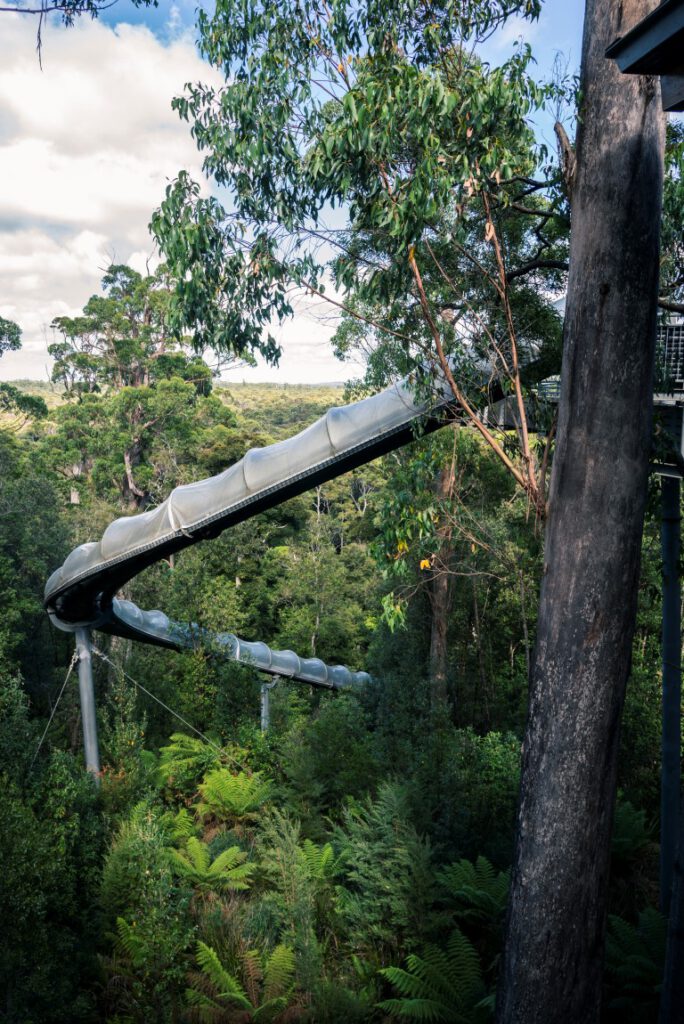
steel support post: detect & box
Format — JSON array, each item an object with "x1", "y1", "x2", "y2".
[
  {"x1": 661, "y1": 474, "x2": 681, "y2": 914},
  {"x1": 260, "y1": 678, "x2": 278, "y2": 733},
  {"x1": 75, "y1": 627, "x2": 101, "y2": 785}
]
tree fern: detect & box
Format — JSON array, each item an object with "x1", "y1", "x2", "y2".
[
  {"x1": 436, "y1": 856, "x2": 510, "y2": 925},
  {"x1": 169, "y1": 807, "x2": 199, "y2": 843},
  {"x1": 378, "y1": 928, "x2": 491, "y2": 1023},
  {"x1": 158, "y1": 732, "x2": 229, "y2": 794},
  {"x1": 196, "y1": 769, "x2": 273, "y2": 826},
  {"x1": 299, "y1": 838, "x2": 343, "y2": 883},
  {"x1": 333, "y1": 782, "x2": 435, "y2": 958},
  {"x1": 611, "y1": 797, "x2": 654, "y2": 864},
  {"x1": 186, "y1": 941, "x2": 300, "y2": 1023},
  {"x1": 168, "y1": 837, "x2": 254, "y2": 894}
]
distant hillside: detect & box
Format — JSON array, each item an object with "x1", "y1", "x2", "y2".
[
  {"x1": 6, "y1": 379, "x2": 64, "y2": 411},
  {"x1": 215, "y1": 381, "x2": 346, "y2": 440},
  {"x1": 4, "y1": 378, "x2": 350, "y2": 441}
]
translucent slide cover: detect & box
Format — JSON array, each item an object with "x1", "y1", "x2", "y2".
[{"x1": 45, "y1": 376, "x2": 450, "y2": 689}]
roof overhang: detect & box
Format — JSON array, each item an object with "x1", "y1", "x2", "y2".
[{"x1": 605, "y1": 0, "x2": 684, "y2": 111}]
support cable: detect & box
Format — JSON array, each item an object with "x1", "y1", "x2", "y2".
[
  {"x1": 28, "y1": 650, "x2": 78, "y2": 773},
  {"x1": 91, "y1": 645, "x2": 248, "y2": 773}
]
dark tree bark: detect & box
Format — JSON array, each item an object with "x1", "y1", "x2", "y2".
[
  {"x1": 428, "y1": 451, "x2": 456, "y2": 705},
  {"x1": 496, "y1": 2, "x2": 665, "y2": 1022}
]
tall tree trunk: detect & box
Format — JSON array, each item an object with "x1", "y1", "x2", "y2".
[
  {"x1": 496, "y1": 2, "x2": 665, "y2": 1022},
  {"x1": 428, "y1": 438, "x2": 457, "y2": 705},
  {"x1": 429, "y1": 565, "x2": 451, "y2": 703}
]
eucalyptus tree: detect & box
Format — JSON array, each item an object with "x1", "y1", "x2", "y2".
[
  {"x1": 496, "y1": 1, "x2": 666, "y2": 1020},
  {"x1": 49, "y1": 264, "x2": 214, "y2": 398},
  {"x1": 43, "y1": 264, "x2": 237, "y2": 508},
  {"x1": 151, "y1": 0, "x2": 568, "y2": 515},
  {"x1": 0, "y1": 316, "x2": 47, "y2": 424}
]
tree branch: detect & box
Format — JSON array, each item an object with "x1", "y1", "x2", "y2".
[
  {"x1": 554, "y1": 121, "x2": 576, "y2": 198},
  {"x1": 658, "y1": 298, "x2": 684, "y2": 315},
  {"x1": 507, "y1": 259, "x2": 569, "y2": 284}
]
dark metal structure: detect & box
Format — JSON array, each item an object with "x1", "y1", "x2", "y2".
[{"x1": 605, "y1": 0, "x2": 684, "y2": 111}]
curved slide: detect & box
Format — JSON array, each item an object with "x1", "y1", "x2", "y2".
[{"x1": 45, "y1": 376, "x2": 452, "y2": 690}]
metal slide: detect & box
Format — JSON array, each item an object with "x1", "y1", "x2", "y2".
[{"x1": 45, "y1": 375, "x2": 452, "y2": 690}]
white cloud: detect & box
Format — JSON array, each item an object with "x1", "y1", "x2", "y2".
[
  {"x1": 0, "y1": 14, "x2": 364, "y2": 386},
  {"x1": 0, "y1": 15, "x2": 220, "y2": 380},
  {"x1": 219, "y1": 287, "x2": 366, "y2": 386}
]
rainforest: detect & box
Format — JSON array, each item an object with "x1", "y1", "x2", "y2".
[{"x1": 1, "y1": 0, "x2": 684, "y2": 1021}]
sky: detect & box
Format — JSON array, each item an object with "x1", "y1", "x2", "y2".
[{"x1": 0, "y1": 0, "x2": 585, "y2": 385}]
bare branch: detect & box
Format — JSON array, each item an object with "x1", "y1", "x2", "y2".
[
  {"x1": 507, "y1": 259, "x2": 569, "y2": 284},
  {"x1": 554, "y1": 121, "x2": 576, "y2": 198}
]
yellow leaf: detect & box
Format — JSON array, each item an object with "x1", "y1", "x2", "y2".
[{"x1": 420, "y1": 558, "x2": 431, "y2": 570}]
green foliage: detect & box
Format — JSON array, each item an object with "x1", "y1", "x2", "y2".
[
  {"x1": 196, "y1": 768, "x2": 273, "y2": 827},
  {"x1": 158, "y1": 732, "x2": 232, "y2": 795},
  {"x1": 436, "y1": 857, "x2": 510, "y2": 926},
  {"x1": 1, "y1": 276, "x2": 674, "y2": 1024},
  {"x1": 254, "y1": 809, "x2": 328, "y2": 990},
  {"x1": 100, "y1": 804, "x2": 195, "y2": 1022},
  {"x1": 151, "y1": 0, "x2": 556, "y2": 384},
  {"x1": 0, "y1": 381, "x2": 48, "y2": 420},
  {"x1": 185, "y1": 940, "x2": 299, "y2": 1022},
  {"x1": 334, "y1": 782, "x2": 435, "y2": 960},
  {"x1": 378, "y1": 928, "x2": 490, "y2": 1023},
  {"x1": 279, "y1": 693, "x2": 381, "y2": 822},
  {"x1": 41, "y1": 265, "x2": 236, "y2": 510},
  {"x1": 49, "y1": 264, "x2": 213, "y2": 397},
  {"x1": 0, "y1": 314, "x2": 22, "y2": 353},
  {"x1": 12, "y1": 0, "x2": 157, "y2": 29},
  {"x1": 604, "y1": 909, "x2": 667, "y2": 1024},
  {"x1": 611, "y1": 797, "x2": 654, "y2": 865},
  {"x1": 169, "y1": 837, "x2": 254, "y2": 895},
  {"x1": 0, "y1": 739, "x2": 103, "y2": 1022}
]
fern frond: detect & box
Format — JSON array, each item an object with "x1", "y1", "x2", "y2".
[
  {"x1": 262, "y1": 944, "x2": 295, "y2": 1002},
  {"x1": 437, "y1": 857, "x2": 509, "y2": 924},
  {"x1": 114, "y1": 918, "x2": 147, "y2": 969},
  {"x1": 185, "y1": 982, "x2": 226, "y2": 1022},
  {"x1": 299, "y1": 838, "x2": 342, "y2": 881},
  {"x1": 172, "y1": 807, "x2": 198, "y2": 841},
  {"x1": 405, "y1": 950, "x2": 456, "y2": 1002},
  {"x1": 379, "y1": 928, "x2": 488, "y2": 1022},
  {"x1": 446, "y1": 929, "x2": 484, "y2": 1003},
  {"x1": 196, "y1": 769, "x2": 272, "y2": 824},
  {"x1": 381, "y1": 966, "x2": 435, "y2": 1001},
  {"x1": 377, "y1": 996, "x2": 454, "y2": 1021},
  {"x1": 195, "y1": 941, "x2": 251, "y2": 1008},
  {"x1": 241, "y1": 949, "x2": 263, "y2": 1008},
  {"x1": 252, "y1": 995, "x2": 289, "y2": 1022},
  {"x1": 188, "y1": 836, "x2": 212, "y2": 872}
]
